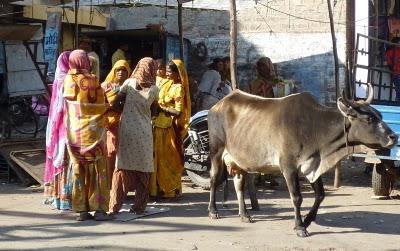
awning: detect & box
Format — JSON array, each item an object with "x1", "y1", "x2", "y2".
[
  {"x1": 81, "y1": 28, "x2": 163, "y2": 39},
  {"x1": 0, "y1": 24, "x2": 41, "y2": 41}
]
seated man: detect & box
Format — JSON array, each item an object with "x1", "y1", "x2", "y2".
[{"x1": 197, "y1": 58, "x2": 232, "y2": 110}]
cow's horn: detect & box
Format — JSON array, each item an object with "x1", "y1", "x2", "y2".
[{"x1": 365, "y1": 82, "x2": 374, "y2": 104}]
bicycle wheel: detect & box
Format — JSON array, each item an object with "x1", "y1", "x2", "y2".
[{"x1": 8, "y1": 101, "x2": 38, "y2": 136}]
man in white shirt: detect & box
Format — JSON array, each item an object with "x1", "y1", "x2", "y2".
[{"x1": 197, "y1": 58, "x2": 232, "y2": 110}]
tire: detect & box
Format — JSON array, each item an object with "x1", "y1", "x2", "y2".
[
  {"x1": 8, "y1": 101, "x2": 38, "y2": 136},
  {"x1": 372, "y1": 163, "x2": 394, "y2": 197},
  {"x1": 186, "y1": 170, "x2": 211, "y2": 190}
]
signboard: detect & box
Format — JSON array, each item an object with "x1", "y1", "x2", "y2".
[
  {"x1": 165, "y1": 35, "x2": 189, "y2": 63},
  {"x1": 44, "y1": 12, "x2": 62, "y2": 82}
]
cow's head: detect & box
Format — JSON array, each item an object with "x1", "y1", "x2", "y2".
[{"x1": 337, "y1": 83, "x2": 398, "y2": 149}]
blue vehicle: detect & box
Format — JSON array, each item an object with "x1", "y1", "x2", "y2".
[{"x1": 352, "y1": 34, "x2": 400, "y2": 197}]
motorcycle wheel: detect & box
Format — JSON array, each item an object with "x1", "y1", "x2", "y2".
[{"x1": 186, "y1": 170, "x2": 211, "y2": 190}]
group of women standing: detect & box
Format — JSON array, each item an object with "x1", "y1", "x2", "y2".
[{"x1": 44, "y1": 48, "x2": 190, "y2": 221}]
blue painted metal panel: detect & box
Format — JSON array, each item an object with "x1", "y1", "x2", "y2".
[
  {"x1": 372, "y1": 104, "x2": 400, "y2": 160},
  {"x1": 165, "y1": 35, "x2": 189, "y2": 63}
]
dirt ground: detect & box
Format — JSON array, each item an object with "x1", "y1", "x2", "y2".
[{"x1": 0, "y1": 159, "x2": 399, "y2": 251}]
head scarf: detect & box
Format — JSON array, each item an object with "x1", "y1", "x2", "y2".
[
  {"x1": 256, "y1": 57, "x2": 276, "y2": 80},
  {"x1": 69, "y1": 49, "x2": 91, "y2": 72},
  {"x1": 172, "y1": 59, "x2": 191, "y2": 141},
  {"x1": 105, "y1": 60, "x2": 132, "y2": 83},
  {"x1": 54, "y1": 51, "x2": 71, "y2": 82},
  {"x1": 131, "y1": 57, "x2": 157, "y2": 86}
]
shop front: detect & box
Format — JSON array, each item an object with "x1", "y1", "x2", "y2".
[{"x1": 81, "y1": 28, "x2": 190, "y2": 81}]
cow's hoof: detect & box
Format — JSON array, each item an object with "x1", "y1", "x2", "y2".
[
  {"x1": 209, "y1": 212, "x2": 219, "y2": 219},
  {"x1": 240, "y1": 215, "x2": 253, "y2": 223},
  {"x1": 295, "y1": 228, "x2": 309, "y2": 238}
]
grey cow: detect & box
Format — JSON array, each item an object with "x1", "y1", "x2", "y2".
[{"x1": 207, "y1": 84, "x2": 398, "y2": 237}]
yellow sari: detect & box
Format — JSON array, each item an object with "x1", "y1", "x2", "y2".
[
  {"x1": 150, "y1": 59, "x2": 191, "y2": 198},
  {"x1": 102, "y1": 60, "x2": 131, "y2": 130}
]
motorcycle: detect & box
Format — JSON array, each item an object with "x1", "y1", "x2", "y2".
[{"x1": 183, "y1": 110, "x2": 211, "y2": 189}]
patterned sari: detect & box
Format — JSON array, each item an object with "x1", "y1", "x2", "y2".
[
  {"x1": 63, "y1": 49, "x2": 109, "y2": 213},
  {"x1": 43, "y1": 51, "x2": 73, "y2": 210}
]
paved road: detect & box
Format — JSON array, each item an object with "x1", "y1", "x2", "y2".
[{"x1": 0, "y1": 162, "x2": 399, "y2": 251}]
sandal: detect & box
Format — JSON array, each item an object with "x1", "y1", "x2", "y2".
[
  {"x1": 94, "y1": 210, "x2": 115, "y2": 221},
  {"x1": 76, "y1": 212, "x2": 94, "y2": 221}
]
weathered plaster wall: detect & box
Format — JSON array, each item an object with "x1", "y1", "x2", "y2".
[
  {"x1": 110, "y1": 0, "x2": 348, "y2": 105},
  {"x1": 109, "y1": 6, "x2": 229, "y2": 38},
  {"x1": 192, "y1": 33, "x2": 346, "y2": 103}
]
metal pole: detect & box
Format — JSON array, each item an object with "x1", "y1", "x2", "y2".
[
  {"x1": 178, "y1": 1, "x2": 184, "y2": 60},
  {"x1": 328, "y1": 0, "x2": 339, "y2": 101},
  {"x1": 345, "y1": 0, "x2": 355, "y2": 99},
  {"x1": 229, "y1": 0, "x2": 238, "y2": 90},
  {"x1": 327, "y1": 0, "x2": 341, "y2": 188},
  {"x1": 74, "y1": 0, "x2": 79, "y2": 49}
]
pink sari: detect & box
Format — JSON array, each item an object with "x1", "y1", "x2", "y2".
[{"x1": 44, "y1": 51, "x2": 71, "y2": 183}]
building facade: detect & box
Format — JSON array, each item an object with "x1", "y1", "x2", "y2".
[{"x1": 110, "y1": 0, "x2": 348, "y2": 105}]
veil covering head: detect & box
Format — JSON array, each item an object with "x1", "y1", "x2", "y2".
[
  {"x1": 172, "y1": 59, "x2": 191, "y2": 141},
  {"x1": 54, "y1": 51, "x2": 71, "y2": 82},
  {"x1": 105, "y1": 60, "x2": 132, "y2": 83},
  {"x1": 131, "y1": 57, "x2": 158, "y2": 86},
  {"x1": 68, "y1": 49, "x2": 91, "y2": 73}
]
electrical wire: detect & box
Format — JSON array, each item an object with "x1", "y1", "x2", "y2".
[
  {"x1": 257, "y1": 1, "x2": 345, "y2": 25},
  {"x1": 253, "y1": 6, "x2": 275, "y2": 35},
  {"x1": 256, "y1": 1, "x2": 378, "y2": 28}
]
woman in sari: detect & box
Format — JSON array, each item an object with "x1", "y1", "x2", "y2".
[
  {"x1": 43, "y1": 51, "x2": 72, "y2": 210},
  {"x1": 101, "y1": 60, "x2": 131, "y2": 182},
  {"x1": 247, "y1": 57, "x2": 280, "y2": 187},
  {"x1": 63, "y1": 49, "x2": 112, "y2": 221},
  {"x1": 150, "y1": 59, "x2": 191, "y2": 199},
  {"x1": 108, "y1": 57, "x2": 159, "y2": 215},
  {"x1": 248, "y1": 57, "x2": 277, "y2": 98}
]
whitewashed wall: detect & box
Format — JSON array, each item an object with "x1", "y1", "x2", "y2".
[{"x1": 109, "y1": 0, "x2": 348, "y2": 104}]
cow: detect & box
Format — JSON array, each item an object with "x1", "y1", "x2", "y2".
[{"x1": 207, "y1": 84, "x2": 398, "y2": 237}]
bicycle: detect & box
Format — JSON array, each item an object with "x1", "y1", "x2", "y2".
[{"x1": 0, "y1": 96, "x2": 39, "y2": 140}]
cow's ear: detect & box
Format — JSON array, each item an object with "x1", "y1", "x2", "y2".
[{"x1": 337, "y1": 98, "x2": 357, "y2": 118}]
